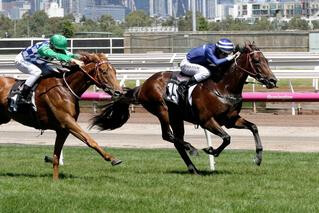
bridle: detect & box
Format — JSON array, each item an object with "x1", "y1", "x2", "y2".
[
  {"x1": 234, "y1": 50, "x2": 262, "y2": 78},
  {"x1": 63, "y1": 60, "x2": 118, "y2": 99}
]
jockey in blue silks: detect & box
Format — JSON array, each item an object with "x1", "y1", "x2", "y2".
[{"x1": 177, "y1": 38, "x2": 240, "y2": 100}]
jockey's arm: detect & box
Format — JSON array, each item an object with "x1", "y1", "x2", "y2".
[
  {"x1": 38, "y1": 45, "x2": 72, "y2": 62},
  {"x1": 65, "y1": 50, "x2": 80, "y2": 59},
  {"x1": 205, "y1": 47, "x2": 228, "y2": 66}
]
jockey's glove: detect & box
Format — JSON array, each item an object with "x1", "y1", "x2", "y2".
[
  {"x1": 70, "y1": 59, "x2": 84, "y2": 67},
  {"x1": 226, "y1": 52, "x2": 240, "y2": 61},
  {"x1": 226, "y1": 54, "x2": 236, "y2": 61}
]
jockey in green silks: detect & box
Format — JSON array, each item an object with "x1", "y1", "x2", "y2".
[{"x1": 15, "y1": 34, "x2": 83, "y2": 104}]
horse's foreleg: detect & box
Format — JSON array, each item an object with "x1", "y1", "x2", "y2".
[
  {"x1": 53, "y1": 130, "x2": 69, "y2": 180},
  {"x1": 63, "y1": 116, "x2": 122, "y2": 166},
  {"x1": 202, "y1": 118, "x2": 230, "y2": 157},
  {"x1": 156, "y1": 105, "x2": 199, "y2": 174},
  {"x1": 231, "y1": 117, "x2": 263, "y2": 166}
]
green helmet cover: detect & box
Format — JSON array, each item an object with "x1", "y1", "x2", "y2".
[{"x1": 50, "y1": 34, "x2": 68, "y2": 50}]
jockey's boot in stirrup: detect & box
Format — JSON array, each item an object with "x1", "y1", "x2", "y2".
[
  {"x1": 17, "y1": 84, "x2": 32, "y2": 105},
  {"x1": 177, "y1": 76, "x2": 197, "y2": 101}
]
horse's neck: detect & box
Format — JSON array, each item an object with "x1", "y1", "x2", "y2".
[
  {"x1": 65, "y1": 70, "x2": 91, "y2": 96},
  {"x1": 220, "y1": 63, "x2": 248, "y2": 95}
]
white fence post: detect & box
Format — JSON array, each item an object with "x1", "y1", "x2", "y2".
[
  {"x1": 59, "y1": 150, "x2": 64, "y2": 165},
  {"x1": 204, "y1": 129, "x2": 215, "y2": 171},
  {"x1": 289, "y1": 80, "x2": 296, "y2": 115}
]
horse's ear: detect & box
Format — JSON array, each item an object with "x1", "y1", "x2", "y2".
[
  {"x1": 79, "y1": 52, "x2": 91, "y2": 64},
  {"x1": 235, "y1": 44, "x2": 243, "y2": 53},
  {"x1": 97, "y1": 53, "x2": 108, "y2": 61},
  {"x1": 244, "y1": 41, "x2": 250, "y2": 48}
]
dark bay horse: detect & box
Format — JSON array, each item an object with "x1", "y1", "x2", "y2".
[
  {"x1": 0, "y1": 53, "x2": 122, "y2": 179},
  {"x1": 92, "y1": 42, "x2": 277, "y2": 174}
]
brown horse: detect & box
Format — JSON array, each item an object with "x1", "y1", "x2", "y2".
[
  {"x1": 91, "y1": 42, "x2": 277, "y2": 174},
  {"x1": 0, "y1": 53, "x2": 122, "y2": 179}
]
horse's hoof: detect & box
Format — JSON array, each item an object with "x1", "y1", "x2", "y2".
[
  {"x1": 111, "y1": 159, "x2": 122, "y2": 166},
  {"x1": 44, "y1": 156, "x2": 53, "y2": 163},
  {"x1": 203, "y1": 147, "x2": 215, "y2": 155},
  {"x1": 254, "y1": 157, "x2": 262, "y2": 166},
  {"x1": 188, "y1": 165, "x2": 200, "y2": 175},
  {"x1": 188, "y1": 168, "x2": 199, "y2": 175}
]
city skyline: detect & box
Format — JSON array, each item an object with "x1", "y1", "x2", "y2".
[{"x1": 1, "y1": 0, "x2": 319, "y2": 21}]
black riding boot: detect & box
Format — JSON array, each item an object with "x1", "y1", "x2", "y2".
[
  {"x1": 177, "y1": 76, "x2": 197, "y2": 101},
  {"x1": 18, "y1": 84, "x2": 32, "y2": 104}
]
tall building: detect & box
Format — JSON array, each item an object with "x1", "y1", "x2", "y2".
[
  {"x1": 167, "y1": 0, "x2": 173, "y2": 16},
  {"x1": 135, "y1": 0, "x2": 149, "y2": 13},
  {"x1": 46, "y1": 1, "x2": 64, "y2": 17},
  {"x1": 149, "y1": 0, "x2": 167, "y2": 17},
  {"x1": 207, "y1": 0, "x2": 218, "y2": 18},
  {"x1": 61, "y1": 0, "x2": 73, "y2": 15},
  {"x1": 83, "y1": 3, "x2": 126, "y2": 21},
  {"x1": 8, "y1": 0, "x2": 31, "y2": 19},
  {"x1": 122, "y1": 0, "x2": 136, "y2": 11},
  {"x1": 233, "y1": 0, "x2": 319, "y2": 20}
]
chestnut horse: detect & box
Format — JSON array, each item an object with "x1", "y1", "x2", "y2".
[
  {"x1": 0, "y1": 53, "x2": 122, "y2": 179},
  {"x1": 92, "y1": 42, "x2": 277, "y2": 174}
]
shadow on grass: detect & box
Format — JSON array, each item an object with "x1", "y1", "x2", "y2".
[
  {"x1": 167, "y1": 169, "x2": 233, "y2": 176},
  {"x1": 0, "y1": 172, "x2": 79, "y2": 179}
]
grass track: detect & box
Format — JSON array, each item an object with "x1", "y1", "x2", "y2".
[{"x1": 0, "y1": 145, "x2": 319, "y2": 212}]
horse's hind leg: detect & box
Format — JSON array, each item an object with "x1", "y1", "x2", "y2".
[
  {"x1": 151, "y1": 104, "x2": 199, "y2": 174},
  {"x1": 53, "y1": 129, "x2": 69, "y2": 180},
  {"x1": 0, "y1": 106, "x2": 11, "y2": 125},
  {"x1": 169, "y1": 113, "x2": 198, "y2": 156},
  {"x1": 202, "y1": 118, "x2": 231, "y2": 157},
  {"x1": 57, "y1": 114, "x2": 121, "y2": 166},
  {"x1": 230, "y1": 116, "x2": 263, "y2": 166}
]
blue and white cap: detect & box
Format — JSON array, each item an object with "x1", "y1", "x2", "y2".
[{"x1": 216, "y1": 38, "x2": 234, "y2": 54}]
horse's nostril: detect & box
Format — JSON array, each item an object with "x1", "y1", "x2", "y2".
[
  {"x1": 270, "y1": 78, "x2": 277, "y2": 85},
  {"x1": 112, "y1": 90, "x2": 122, "y2": 99}
]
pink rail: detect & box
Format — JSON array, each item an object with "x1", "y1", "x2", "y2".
[
  {"x1": 242, "y1": 92, "x2": 319, "y2": 102},
  {"x1": 81, "y1": 92, "x2": 319, "y2": 102},
  {"x1": 81, "y1": 92, "x2": 111, "y2": 101}
]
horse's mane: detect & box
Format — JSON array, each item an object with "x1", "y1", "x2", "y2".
[
  {"x1": 79, "y1": 52, "x2": 109, "y2": 65},
  {"x1": 235, "y1": 41, "x2": 259, "y2": 54}
]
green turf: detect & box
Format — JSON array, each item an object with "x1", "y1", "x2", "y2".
[{"x1": 0, "y1": 145, "x2": 318, "y2": 212}]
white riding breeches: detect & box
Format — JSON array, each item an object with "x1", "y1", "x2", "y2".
[
  {"x1": 15, "y1": 53, "x2": 42, "y2": 87},
  {"x1": 180, "y1": 58, "x2": 211, "y2": 82}
]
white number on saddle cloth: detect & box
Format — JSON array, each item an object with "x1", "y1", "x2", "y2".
[
  {"x1": 167, "y1": 82, "x2": 179, "y2": 104},
  {"x1": 166, "y1": 82, "x2": 196, "y2": 106}
]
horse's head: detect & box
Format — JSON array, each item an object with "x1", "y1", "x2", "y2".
[
  {"x1": 235, "y1": 42, "x2": 277, "y2": 89},
  {"x1": 79, "y1": 53, "x2": 122, "y2": 97}
]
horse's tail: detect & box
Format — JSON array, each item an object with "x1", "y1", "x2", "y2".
[{"x1": 90, "y1": 86, "x2": 141, "y2": 130}]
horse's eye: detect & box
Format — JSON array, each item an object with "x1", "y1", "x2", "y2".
[{"x1": 252, "y1": 58, "x2": 260, "y2": 65}]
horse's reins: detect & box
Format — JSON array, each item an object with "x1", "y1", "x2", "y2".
[
  {"x1": 56, "y1": 60, "x2": 114, "y2": 99},
  {"x1": 63, "y1": 72, "x2": 81, "y2": 99},
  {"x1": 80, "y1": 61, "x2": 106, "y2": 89},
  {"x1": 234, "y1": 51, "x2": 261, "y2": 77}
]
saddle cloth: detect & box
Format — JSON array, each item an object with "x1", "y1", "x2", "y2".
[{"x1": 165, "y1": 72, "x2": 196, "y2": 105}]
